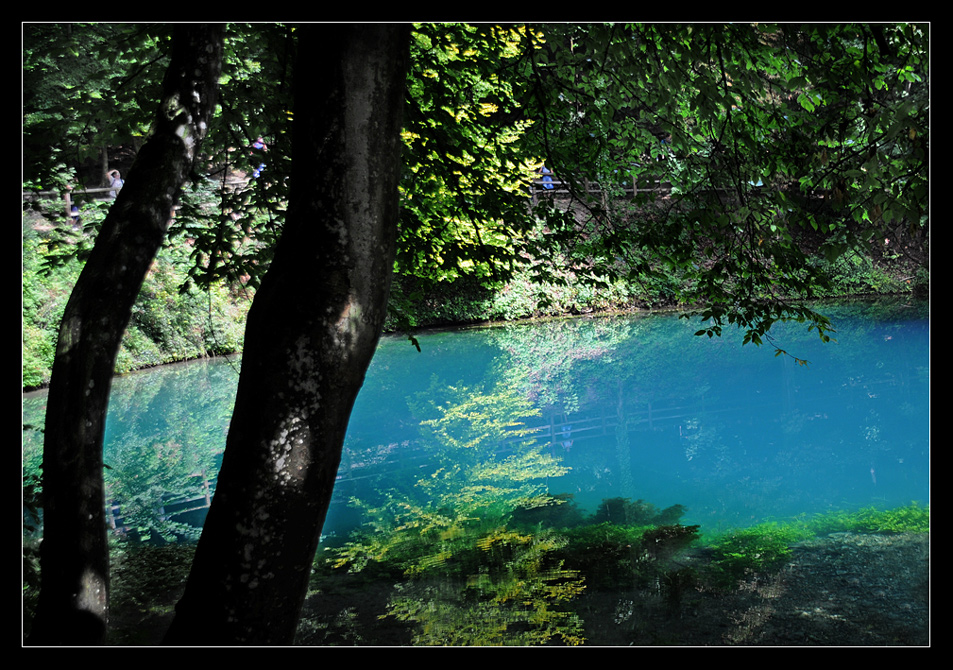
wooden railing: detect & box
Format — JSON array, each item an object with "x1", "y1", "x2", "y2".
[
  {"x1": 22, "y1": 185, "x2": 123, "y2": 222},
  {"x1": 529, "y1": 175, "x2": 672, "y2": 204},
  {"x1": 23, "y1": 177, "x2": 255, "y2": 223}
]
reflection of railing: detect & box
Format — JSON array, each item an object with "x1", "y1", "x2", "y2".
[
  {"x1": 501, "y1": 398, "x2": 736, "y2": 449},
  {"x1": 99, "y1": 367, "x2": 905, "y2": 534},
  {"x1": 105, "y1": 471, "x2": 215, "y2": 537},
  {"x1": 328, "y1": 394, "x2": 787, "y2": 491}
]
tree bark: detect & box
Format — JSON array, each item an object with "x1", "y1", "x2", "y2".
[
  {"x1": 27, "y1": 24, "x2": 224, "y2": 645},
  {"x1": 164, "y1": 24, "x2": 410, "y2": 645}
]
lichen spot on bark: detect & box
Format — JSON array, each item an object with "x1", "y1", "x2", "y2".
[
  {"x1": 176, "y1": 122, "x2": 196, "y2": 155},
  {"x1": 268, "y1": 413, "x2": 312, "y2": 487},
  {"x1": 162, "y1": 92, "x2": 184, "y2": 123}
]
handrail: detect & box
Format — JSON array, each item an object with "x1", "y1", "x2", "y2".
[{"x1": 23, "y1": 177, "x2": 252, "y2": 223}]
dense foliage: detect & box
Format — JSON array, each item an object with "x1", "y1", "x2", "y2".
[
  {"x1": 516, "y1": 24, "x2": 928, "y2": 353},
  {"x1": 23, "y1": 22, "x2": 928, "y2": 386},
  {"x1": 22, "y1": 211, "x2": 249, "y2": 389}
]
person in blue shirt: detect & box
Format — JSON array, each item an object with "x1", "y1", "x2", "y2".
[
  {"x1": 250, "y1": 136, "x2": 268, "y2": 179},
  {"x1": 541, "y1": 165, "x2": 554, "y2": 189}
]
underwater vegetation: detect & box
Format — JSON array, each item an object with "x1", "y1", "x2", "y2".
[
  {"x1": 702, "y1": 522, "x2": 812, "y2": 589},
  {"x1": 508, "y1": 494, "x2": 700, "y2": 590},
  {"x1": 572, "y1": 496, "x2": 686, "y2": 527},
  {"x1": 316, "y1": 491, "x2": 705, "y2": 644},
  {"x1": 303, "y1": 379, "x2": 929, "y2": 645},
  {"x1": 307, "y1": 499, "x2": 928, "y2": 645},
  {"x1": 804, "y1": 501, "x2": 930, "y2": 535},
  {"x1": 700, "y1": 502, "x2": 929, "y2": 589}
]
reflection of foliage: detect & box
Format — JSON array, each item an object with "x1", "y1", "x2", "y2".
[
  {"x1": 681, "y1": 416, "x2": 726, "y2": 466},
  {"x1": 589, "y1": 497, "x2": 686, "y2": 527},
  {"x1": 488, "y1": 317, "x2": 633, "y2": 413},
  {"x1": 331, "y1": 380, "x2": 583, "y2": 644},
  {"x1": 335, "y1": 381, "x2": 569, "y2": 571},
  {"x1": 410, "y1": 380, "x2": 569, "y2": 520},
  {"x1": 22, "y1": 469, "x2": 43, "y2": 536},
  {"x1": 341, "y1": 385, "x2": 567, "y2": 572},
  {"x1": 325, "y1": 371, "x2": 708, "y2": 645},
  {"x1": 24, "y1": 358, "x2": 235, "y2": 547},
  {"x1": 99, "y1": 359, "x2": 234, "y2": 544},
  {"x1": 387, "y1": 527, "x2": 586, "y2": 646},
  {"x1": 106, "y1": 439, "x2": 210, "y2": 543}
]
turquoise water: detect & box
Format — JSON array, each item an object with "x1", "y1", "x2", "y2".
[{"x1": 22, "y1": 299, "x2": 929, "y2": 541}]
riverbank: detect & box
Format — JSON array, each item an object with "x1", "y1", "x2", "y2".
[{"x1": 22, "y1": 201, "x2": 928, "y2": 392}]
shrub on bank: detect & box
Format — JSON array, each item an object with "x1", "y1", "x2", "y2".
[
  {"x1": 23, "y1": 209, "x2": 925, "y2": 389},
  {"x1": 22, "y1": 213, "x2": 250, "y2": 389}
]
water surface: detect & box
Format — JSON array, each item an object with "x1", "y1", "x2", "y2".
[{"x1": 22, "y1": 299, "x2": 929, "y2": 540}]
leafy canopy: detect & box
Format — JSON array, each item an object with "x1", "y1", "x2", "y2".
[
  {"x1": 24, "y1": 23, "x2": 928, "y2": 352},
  {"x1": 518, "y1": 23, "x2": 927, "y2": 353}
]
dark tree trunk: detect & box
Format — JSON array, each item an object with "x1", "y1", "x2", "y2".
[
  {"x1": 163, "y1": 24, "x2": 411, "y2": 645},
  {"x1": 27, "y1": 24, "x2": 224, "y2": 646}
]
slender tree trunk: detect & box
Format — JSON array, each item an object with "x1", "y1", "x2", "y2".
[
  {"x1": 164, "y1": 24, "x2": 410, "y2": 645},
  {"x1": 27, "y1": 24, "x2": 224, "y2": 645}
]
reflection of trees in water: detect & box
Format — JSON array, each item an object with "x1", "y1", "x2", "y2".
[
  {"x1": 487, "y1": 316, "x2": 636, "y2": 415},
  {"x1": 23, "y1": 357, "x2": 239, "y2": 544},
  {"x1": 680, "y1": 417, "x2": 732, "y2": 477},
  {"x1": 613, "y1": 380, "x2": 634, "y2": 501},
  {"x1": 102, "y1": 359, "x2": 237, "y2": 542},
  {"x1": 329, "y1": 379, "x2": 584, "y2": 645},
  {"x1": 23, "y1": 301, "x2": 928, "y2": 545},
  {"x1": 105, "y1": 438, "x2": 211, "y2": 543},
  {"x1": 479, "y1": 301, "x2": 928, "y2": 528},
  {"x1": 22, "y1": 397, "x2": 46, "y2": 532}
]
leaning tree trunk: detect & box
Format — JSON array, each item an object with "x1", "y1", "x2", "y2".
[
  {"x1": 163, "y1": 24, "x2": 411, "y2": 645},
  {"x1": 27, "y1": 24, "x2": 224, "y2": 646}
]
